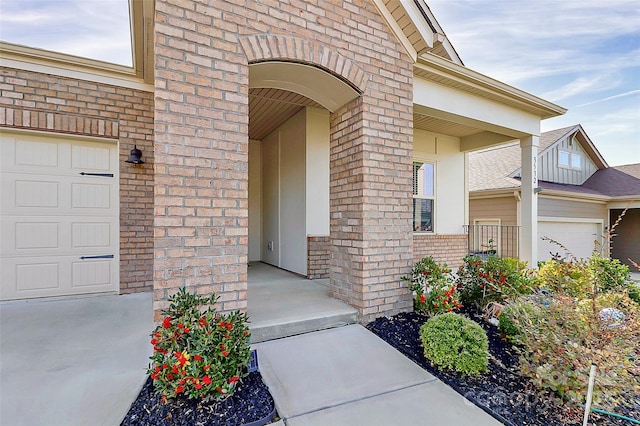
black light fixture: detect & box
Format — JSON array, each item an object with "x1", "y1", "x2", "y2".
[{"x1": 125, "y1": 145, "x2": 145, "y2": 164}]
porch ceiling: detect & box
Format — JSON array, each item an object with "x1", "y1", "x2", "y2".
[
  {"x1": 413, "y1": 113, "x2": 482, "y2": 137},
  {"x1": 249, "y1": 88, "x2": 323, "y2": 140},
  {"x1": 250, "y1": 89, "x2": 498, "y2": 142}
]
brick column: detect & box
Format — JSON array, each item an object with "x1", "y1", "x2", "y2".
[
  {"x1": 153, "y1": 0, "x2": 249, "y2": 320},
  {"x1": 330, "y1": 92, "x2": 414, "y2": 322}
]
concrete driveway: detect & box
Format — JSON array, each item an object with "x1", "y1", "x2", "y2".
[{"x1": 0, "y1": 292, "x2": 152, "y2": 426}]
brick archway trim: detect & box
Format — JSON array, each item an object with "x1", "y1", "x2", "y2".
[{"x1": 239, "y1": 34, "x2": 368, "y2": 94}]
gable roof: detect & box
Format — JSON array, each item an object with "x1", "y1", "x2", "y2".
[
  {"x1": 582, "y1": 164, "x2": 640, "y2": 197},
  {"x1": 469, "y1": 125, "x2": 609, "y2": 193}
]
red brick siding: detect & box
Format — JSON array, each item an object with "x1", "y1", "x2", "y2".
[
  {"x1": 0, "y1": 67, "x2": 154, "y2": 294},
  {"x1": 413, "y1": 234, "x2": 468, "y2": 270},
  {"x1": 154, "y1": 0, "x2": 414, "y2": 322},
  {"x1": 307, "y1": 236, "x2": 330, "y2": 279}
]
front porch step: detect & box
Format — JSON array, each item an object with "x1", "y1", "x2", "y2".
[
  {"x1": 247, "y1": 265, "x2": 359, "y2": 343},
  {"x1": 249, "y1": 308, "x2": 358, "y2": 343}
]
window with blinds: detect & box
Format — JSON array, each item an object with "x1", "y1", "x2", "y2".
[{"x1": 413, "y1": 161, "x2": 435, "y2": 232}]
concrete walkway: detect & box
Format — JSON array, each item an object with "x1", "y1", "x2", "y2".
[
  {"x1": 0, "y1": 292, "x2": 152, "y2": 426},
  {"x1": 255, "y1": 325, "x2": 501, "y2": 425}
]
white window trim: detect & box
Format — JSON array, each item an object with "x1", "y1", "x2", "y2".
[
  {"x1": 558, "y1": 149, "x2": 582, "y2": 170},
  {"x1": 412, "y1": 158, "x2": 436, "y2": 234}
]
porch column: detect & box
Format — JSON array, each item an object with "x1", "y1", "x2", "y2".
[
  {"x1": 519, "y1": 135, "x2": 539, "y2": 266},
  {"x1": 329, "y1": 95, "x2": 414, "y2": 323}
]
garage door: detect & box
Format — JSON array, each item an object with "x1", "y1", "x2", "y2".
[
  {"x1": 1, "y1": 133, "x2": 119, "y2": 300},
  {"x1": 538, "y1": 220, "x2": 601, "y2": 261}
]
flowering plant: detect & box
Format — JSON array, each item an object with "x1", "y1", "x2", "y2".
[
  {"x1": 148, "y1": 288, "x2": 251, "y2": 401},
  {"x1": 402, "y1": 256, "x2": 462, "y2": 315}
]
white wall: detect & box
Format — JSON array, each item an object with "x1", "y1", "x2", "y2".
[
  {"x1": 305, "y1": 107, "x2": 330, "y2": 236},
  {"x1": 248, "y1": 140, "x2": 262, "y2": 261},
  {"x1": 261, "y1": 130, "x2": 280, "y2": 266},
  {"x1": 414, "y1": 129, "x2": 466, "y2": 234},
  {"x1": 257, "y1": 107, "x2": 330, "y2": 275},
  {"x1": 279, "y1": 110, "x2": 307, "y2": 274}
]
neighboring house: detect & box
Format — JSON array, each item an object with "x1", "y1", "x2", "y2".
[
  {"x1": 469, "y1": 124, "x2": 640, "y2": 267},
  {"x1": 0, "y1": 1, "x2": 565, "y2": 322}
]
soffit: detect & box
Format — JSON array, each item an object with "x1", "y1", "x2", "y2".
[
  {"x1": 249, "y1": 88, "x2": 323, "y2": 141},
  {"x1": 382, "y1": 0, "x2": 430, "y2": 54},
  {"x1": 413, "y1": 114, "x2": 482, "y2": 137}
]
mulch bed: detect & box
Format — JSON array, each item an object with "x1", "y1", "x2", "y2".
[
  {"x1": 366, "y1": 309, "x2": 640, "y2": 426},
  {"x1": 121, "y1": 371, "x2": 275, "y2": 426}
]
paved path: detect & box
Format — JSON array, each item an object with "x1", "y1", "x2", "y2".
[{"x1": 255, "y1": 325, "x2": 501, "y2": 426}]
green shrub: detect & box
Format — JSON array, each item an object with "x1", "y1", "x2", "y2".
[
  {"x1": 420, "y1": 313, "x2": 488, "y2": 376},
  {"x1": 497, "y1": 299, "x2": 543, "y2": 342},
  {"x1": 538, "y1": 253, "x2": 633, "y2": 299},
  {"x1": 513, "y1": 294, "x2": 640, "y2": 408},
  {"x1": 148, "y1": 288, "x2": 251, "y2": 401},
  {"x1": 401, "y1": 257, "x2": 461, "y2": 315},
  {"x1": 456, "y1": 255, "x2": 538, "y2": 308}
]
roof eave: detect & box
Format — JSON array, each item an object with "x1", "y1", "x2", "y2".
[{"x1": 416, "y1": 53, "x2": 567, "y2": 119}]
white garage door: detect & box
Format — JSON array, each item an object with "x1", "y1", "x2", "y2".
[
  {"x1": 1, "y1": 133, "x2": 119, "y2": 300},
  {"x1": 538, "y1": 220, "x2": 600, "y2": 261}
]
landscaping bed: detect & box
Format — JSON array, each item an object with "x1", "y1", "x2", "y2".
[
  {"x1": 367, "y1": 309, "x2": 640, "y2": 426},
  {"x1": 121, "y1": 371, "x2": 275, "y2": 426}
]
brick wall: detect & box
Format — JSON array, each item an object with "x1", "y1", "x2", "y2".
[
  {"x1": 0, "y1": 67, "x2": 155, "y2": 293},
  {"x1": 307, "y1": 236, "x2": 330, "y2": 279},
  {"x1": 413, "y1": 234, "x2": 468, "y2": 270},
  {"x1": 154, "y1": 0, "x2": 414, "y2": 322}
]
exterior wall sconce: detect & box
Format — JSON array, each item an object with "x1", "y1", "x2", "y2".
[{"x1": 125, "y1": 145, "x2": 145, "y2": 164}]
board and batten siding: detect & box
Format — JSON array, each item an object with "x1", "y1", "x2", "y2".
[
  {"x1": 538, "y1": 196, "x2": 608, "y2": 220},
  {"x1": 538, "y1": 136, "x2": 598, "y2": 185}
]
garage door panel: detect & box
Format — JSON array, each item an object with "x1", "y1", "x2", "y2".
[
  {"x1": 71, "y1": 144, "x2": 112, "y2": 171},
  {"x1": 2, "y1": 255, "x2": 116, "y2": 300},
  {"x1": 16, "y1": 262, "x2": 61, "y2": 291},
  {"x1": 15, "y1": 222, "x2": 59, "y2": 249},
  {"x1": 538, "y1": 221, "x2": 600, "y2": 261},
  {"x1": 72, "y1": 183, "x2": 112, "y2": 209},
  {"x1": 72, "y1": 260, "x2": 114, "y2": 287},
  {"x1": 1, "y1": 133, "x2": 119, "y2": 300},
  {"x1": 2, "y1": 216, "x2": 115, "y2": 256},
  {"x1": 14, "y1": 139, "x2": 59, "y2": 168}
]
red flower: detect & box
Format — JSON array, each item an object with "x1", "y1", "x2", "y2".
[
  {"x1": 226, "y1": 323, "x2": 233, "y2": 331},
  {"x1": 195, "y1": 383, "x2": 203, "y2": 390},
  {"x1": 177, "y1": 323, "x2": 184, "y2": 329},
  {"x1": 172, "y1": 365, "x2": 179, "y2": 374},
  {"x1": 204, "y1": 365, "x2": 211, "y2": 371},
  {"x1": 220, "y1": 343, "x2": 226, "y2": 351},
  {"x1": 151, "y1": 372, "x2": 159, "y2": 380},
  {"x1": 162, "y1": 316, "x2": 172, "y2": 329},
  {"x1": 163, "y1": 364, "x2": 168, "y2": 370},
  {"x1": 167, "y1": 373, "x2": 174, "y2": 380},
  {"x1": 202, "y1": 376, "x2": 211, "y2": 385},
  {"x1": 222, "y1": 351, "x2": 230, "y2": 357},
  {"x1": 419, "y1": 294, "x2": 426, "y2": 303},
  {"x1": 194, "y1": 355, "x2": 202, "y2": 362},
  {"x1": 199, "y1": 317, "x2": 207, "y2": 326},
  {"x1": 184, "y1": 328, "x2": 190, "y2": 333},
  {"x1": 175, "y1": 386, "x2": 185, "y2": 394},
  {"x1": 150, "y1": 338, "x2": 158, "y2": 345},
  {"x1": 244, "y1": 330, "x2": 250, "y2": 336},
  {"x1": 228, "y1": 375, "x2": 240, "y2": 384}
]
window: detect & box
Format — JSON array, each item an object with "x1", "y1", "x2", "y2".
[
  {"x1": 413, "y1": 162, "x2": 435, "y2": 232},
  {"x1": 559, "y1": 150, "x2": 582, "y2": 170}
]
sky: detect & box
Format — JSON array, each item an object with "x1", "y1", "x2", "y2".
[
  {"x1": 427, "y1": 0, "x2": 640, "y2": 166},
  {"x1": 0, "y1": 0, "x2": 638, "y2": 166}
]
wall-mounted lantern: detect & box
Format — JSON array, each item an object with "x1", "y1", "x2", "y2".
[{"x1": 125, "y1": 145, "x2": 145, "y2": 164}]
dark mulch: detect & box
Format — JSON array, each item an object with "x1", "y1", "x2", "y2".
[
  {"x1": 366, "y1": 309, "x2": 640, "y2": 426},
  {"x1": 121, "y1": 371, "x2": 275, "y2": 426}
]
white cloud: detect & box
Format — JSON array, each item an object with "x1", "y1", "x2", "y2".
[
  {"x1": 578, "y1": 90, "x2": 640, "y2": 107},
  {"x1": 0, "y1": 0, "x2": 132, "y2": 66}
]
